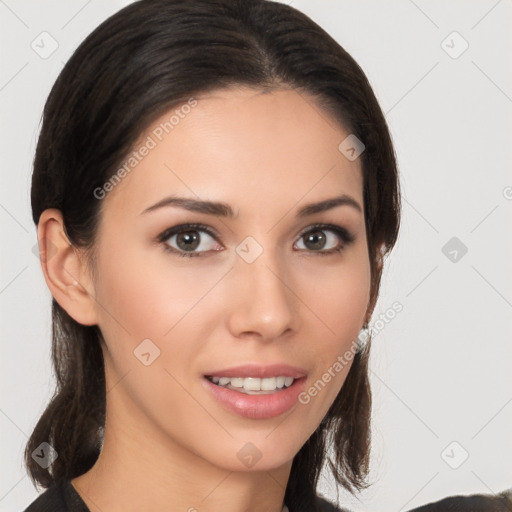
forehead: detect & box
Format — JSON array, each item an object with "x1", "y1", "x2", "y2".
[{"x1": 100, "y1": 86, "x2": 363, "y2": 222}]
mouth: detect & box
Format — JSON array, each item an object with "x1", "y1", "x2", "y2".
[
  {"x1": 201, "y1": 363, "x2": 308, "y2": 419},
  {"x1": 202, "y1": 372, "x2": 308, "y2": 419},
  {"x1": 204, "y1": 375, "x2": 301, "y2": 395}
]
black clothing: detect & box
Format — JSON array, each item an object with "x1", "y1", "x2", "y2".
[
  {"x1": 23, "y1": 480, "x2": 89, "y2": 512},
  {"x1": 22, "y1": 479, "x2": 347, "y2": 512},
  {"x1": 405, "y1": 490, "x2": 512, "y2": 511},
  {"x1": 22, "y1": 479, "x2": 512, "y2": 512}
]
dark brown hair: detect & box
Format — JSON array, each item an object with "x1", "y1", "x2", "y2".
[{"x1": 26, "y1": 0, "x2": 400, "y2": 509}]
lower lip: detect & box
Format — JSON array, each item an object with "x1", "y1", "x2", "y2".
[{"x1": 202, "y1": 377, "x2": 307, "y2": 420}]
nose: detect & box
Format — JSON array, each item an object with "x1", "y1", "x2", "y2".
[{"x1": 225, "y1": 248, "x2": 300, "y2": 342}]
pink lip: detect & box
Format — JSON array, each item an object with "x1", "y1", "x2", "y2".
[
  {"x1": 202, "y1": 375, "x2": 307, "y2": 420},
  {"x1": 203, "y1": 363, "x2": 308, "y2": 379}
]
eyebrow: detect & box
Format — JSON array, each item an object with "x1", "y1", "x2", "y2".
[{"x1": 140, "y1": 194, "x2": 362, "y2": 218}]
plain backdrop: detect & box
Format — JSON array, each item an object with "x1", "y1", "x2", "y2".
[{"x1": 1, "y1": 1, "x2": 511, "y2": 511}]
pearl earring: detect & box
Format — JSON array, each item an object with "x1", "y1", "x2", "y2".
[{"x1": 356, "y1": 324, "x2": 370, "y2": 352}]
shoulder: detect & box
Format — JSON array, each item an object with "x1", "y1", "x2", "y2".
[
  {"x1": 22, "y1": 479, "x2": 90, "y2": 512},
  {"x1": 405, "y1": 488, "x2": 512, "y2": 511},
  {"x1": 313, "y1": 494, "x2": 353, "y2": 512},
  {"x1": 22, "y1": 480, "x2": 67, "y2": 512},
  {"x1": 313, "y1": 489, "x2": 512, "y2": 512}
]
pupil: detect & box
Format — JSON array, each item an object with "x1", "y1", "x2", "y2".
[
  {"x1": 306, "y1": 231, "x2": 325, "y2": 250},
  {"x1": 177, "y1": 231, "x2": 200, "y2": 251}
]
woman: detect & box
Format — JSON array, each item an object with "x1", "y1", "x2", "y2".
[{"x1": 23, "y1": 0, "x2": 401, "y2": 510}]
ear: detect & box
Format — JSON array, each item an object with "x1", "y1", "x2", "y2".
[{"x1": 36, "y1": 208, "x2": 99, "y2": 326}]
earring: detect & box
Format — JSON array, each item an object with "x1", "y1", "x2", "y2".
[{"x1": 356, "y1": 323, "x2": 370, "y2": 353}]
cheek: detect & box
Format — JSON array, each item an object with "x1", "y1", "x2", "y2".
[
  {"x1": 93, "y1": 242, "x2": 229, "y2": 377},
  {"x1": 95, "y1": 240, "x2": 207, "y2": 331},
  {"x1": 92, "y1": 246, "x2": 216, "y2": 425},
  {"x1": 306, "y1": 253, "x2": 371, "y2": 336},
  {"x1": 300, "y1": 251, "x2": 370, "y2": 393}
]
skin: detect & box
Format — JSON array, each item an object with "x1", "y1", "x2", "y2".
[{"x1": 38, "y1": 86, "x2": 372, "y2": 512}]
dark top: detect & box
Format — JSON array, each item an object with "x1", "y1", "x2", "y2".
[
  {"x1": 23, "y1": 480, "x2": 88, "y2": 512},
  {"x1": 22, "y1": 479, "x2": 512, "y2": 512},
  {"x1": 21, "y1": 479, "x2": 346, "y2": 512}
]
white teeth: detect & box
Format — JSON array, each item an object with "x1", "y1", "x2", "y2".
[
  {"x1": 260, "y1": 377, "x2": 276, "y2": 391},
  {"x1": 244, "y1": 377, "x2": 262, "y2": 391},
  {"x1": 208, "y1": 375, "x2": 296, "y2": 392},
  {"x1": 230, "y1": 377, "x2": 244, "y2": 388}
]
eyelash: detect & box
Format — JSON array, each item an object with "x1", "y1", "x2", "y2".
[{"x1": 156, "y1": 222, "x2": 356, "y2": 258}]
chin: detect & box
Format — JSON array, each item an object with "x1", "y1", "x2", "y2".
[{"x1": 204, "y1": 439, "x2": 300, "y2": 474}]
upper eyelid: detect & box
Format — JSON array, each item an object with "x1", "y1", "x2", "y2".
[
  {"x1": 157, "y1": 223, "x2": 220, "y2": 243},
  {"x1": 297, "y1": 223, "x2": 351, "y2": 237}
]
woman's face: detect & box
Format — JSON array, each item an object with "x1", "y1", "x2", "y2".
[{"x1": 88, "y1": 86, "x2": 371, "y2": 472}]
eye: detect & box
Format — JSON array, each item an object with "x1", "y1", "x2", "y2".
[
  {"x1": 157, "y1": 223, "x2": 223, "y2": 258},
  {"x1": 294, "y1": 223, "x2": 355, "y2": 255},
  {"x1": 156, "y1": 222, "x2": 355, "y2": 259}
]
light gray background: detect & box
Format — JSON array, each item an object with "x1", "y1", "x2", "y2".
[{"x1": 1, "y1": 1, "x2": 511, "y2": 511}]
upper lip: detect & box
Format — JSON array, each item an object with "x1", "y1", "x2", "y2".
[{"x1": 204, "y1": 364, "x2": 307, "y2": 379}]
